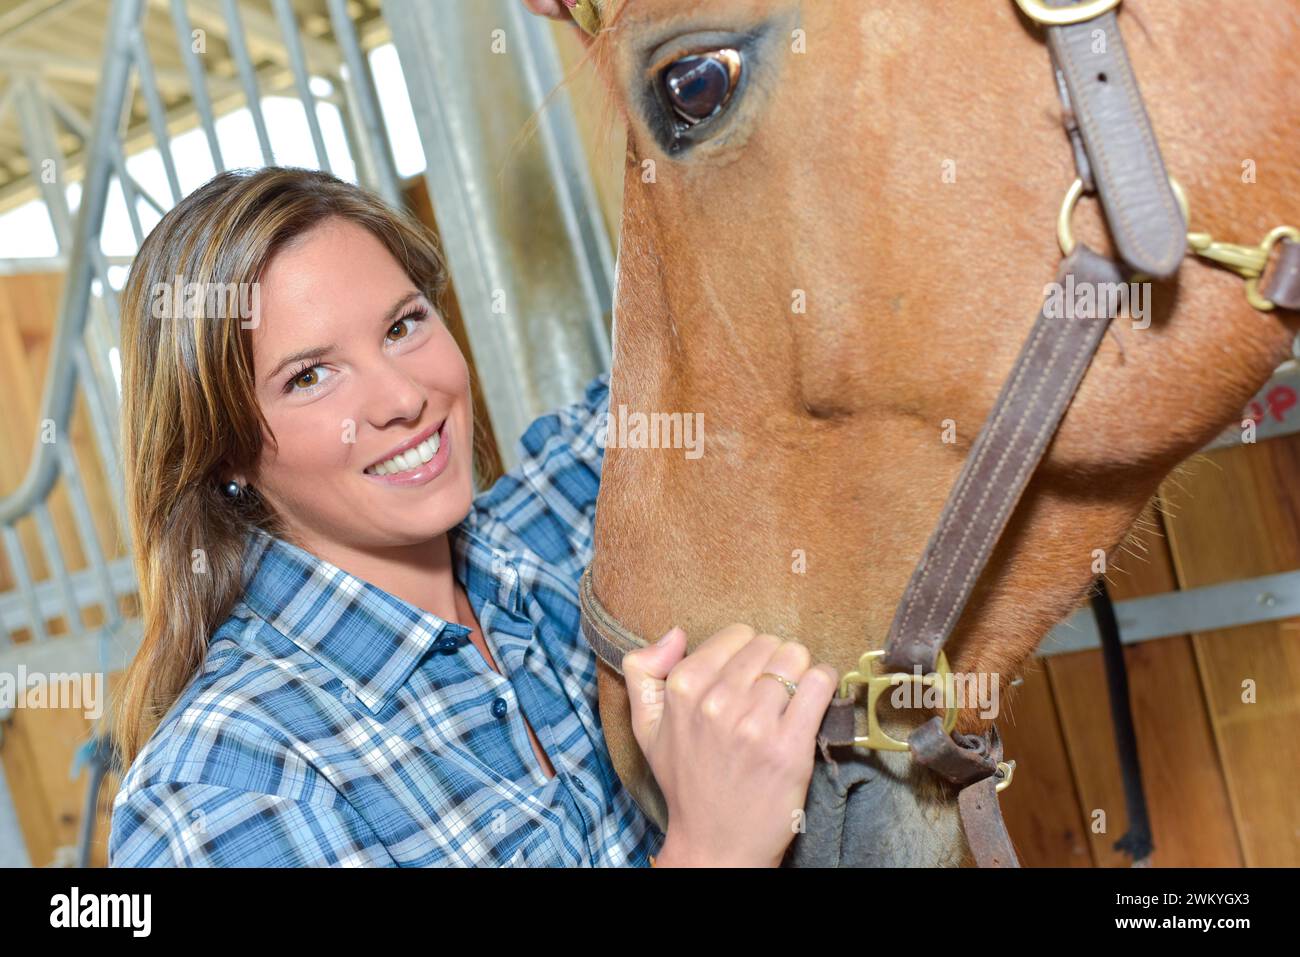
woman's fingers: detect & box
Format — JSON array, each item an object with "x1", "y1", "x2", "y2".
[
  {"x1": 623, "y1": 620, "x2": 840, "y2": 764},
  {"x1": 778, "y1": 664, "x2": 840, "y2": 741},
  {"x1": 521, "y1": 0, "x2": 573, "y2": 21},
  {"x1": 622, "y1": 626, "x2": 686, "y2": 752},
  {"x1": 674, "y1": 622, "x2": 761, "y2": 682},
  {"x1": 748, "y1": 640, "x2": 814, "y2": 715}
]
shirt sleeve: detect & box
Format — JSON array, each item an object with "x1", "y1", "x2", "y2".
[
  {"x1": 109, "y1": 781, "x2": 395, "y2": 867},
  {"x1": 474, "y1": 371, "x2": 609, "y2": 582}
]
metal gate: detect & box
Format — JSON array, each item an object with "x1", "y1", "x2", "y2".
[{"x1": 0, "y1": 0, "x2": 613, "y2": 866}]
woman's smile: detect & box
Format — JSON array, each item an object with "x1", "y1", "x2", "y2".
[{"x1": 362, "y1": 418, "x2": 451, "y2": 487}]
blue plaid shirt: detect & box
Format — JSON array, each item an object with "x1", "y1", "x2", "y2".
[{"x1": 109, "y1": 373, "x2": 663, "y2": 867}]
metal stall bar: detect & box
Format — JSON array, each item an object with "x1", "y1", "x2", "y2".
[
  {"x1": 0, "y1": 0, "x2": 141, "y2": 528},
  {"x1": 11, "y1": 76, "x2": 73, "y2": 241},
  {"x1": 130, "y1": 26, "x2": 183, "y2": 204},
  {"x1": 0, "y1": 557, "x2": 138, "y2": 638},
  {"x1": 7, "y1": 77, "x2": 128, "y2": 542},
  {"x1": 510, "y1": 7, "x2": 613, "y2": 369},
  {"x1": 383, "y1": 0, "x2": 614, "y2": 467},
  {"x1": 170, "y1": 0, "x2": 225, "y2": 170},
  {"x1": 1, "y1": 525, "x2": 48, "y2": 644},
  {"x1": 325, "y1": 0, "x2": 399, "y2": 204},
  {"x1": 31, "y1": 502, "x2": 84, "y2": 640},
  {"x1": 270, "y1": 0, "x2": 331, "y2": 173},
  {"x1": 41, "y1": 79, "x2": 164, "y2": 234},
  {"x1": 72, "y1": 341, "x2": 129, "y2": 537},
  {"x1": 220, "y1": 0, "x2": 275, "y2": 166},
  {"x1": 1041, "y1": 569, "x2": 1300, "y2": 655},
  {"x1": 55, "y1": 441, "x2": 123, "y2": 633},
  {"x1": 13, "y1": 64, "x2": 125, "y2": 352}
]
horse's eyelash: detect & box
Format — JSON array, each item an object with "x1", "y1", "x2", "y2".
[{"x1": 281, "y1": 308, "x2": 429, "y2": 393}]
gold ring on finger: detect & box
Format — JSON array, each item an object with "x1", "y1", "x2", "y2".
[{"x1": 759, "y1": 672, "x2": 798, "y2": 698}]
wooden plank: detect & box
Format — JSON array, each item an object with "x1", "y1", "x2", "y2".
[
  {"x1": 0, "y1": 274, "x2": 49, "y2": 595},
  {"x1": 1044, "y1": 504, "x2": 1242, "y2": 866},
  {"x1": 0, "y1": 702, "x2": 94, "y2": 866},
  {"x1": 0, "y1": 707, "x2": 61, "y2": 865},
  {"x1": 1160, "y1": 434, "x2": 1300, "y2": 867},
  {"x1": 998, "y1": 659, "x2": 1094, "y2": 866},
  {"x1": 0, "y1": 671, "x2": 119, "y2": 868}
]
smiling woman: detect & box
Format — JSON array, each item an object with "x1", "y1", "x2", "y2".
[
  {"x1": 107, "y1": 166, "x2": 637, "y2": 864},
  {"x1": 105, "y1": 165, "x2": 836, "y2": 868}
]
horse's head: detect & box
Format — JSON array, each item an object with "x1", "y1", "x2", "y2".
[{"x1": 578, "y1": 0, "x2": 1299, "y2": 864}]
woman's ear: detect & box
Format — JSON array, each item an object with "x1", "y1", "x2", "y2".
[{"x1": 220, "y1": 464, "x2": 249, "y2": 490}]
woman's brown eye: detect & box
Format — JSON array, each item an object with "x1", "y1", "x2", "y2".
[
  {"x1": 662, "y1": 49, "x2": 742, "y2": 127},
  {"x1": 295, "y1": 369, "x2": 317, "y2": 388},
  {"x1": 387, "y1": 320, "x2": 408, "y2": 340}
]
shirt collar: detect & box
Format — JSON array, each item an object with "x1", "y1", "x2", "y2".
[
  {"x1": 238, "y1": 527, "x2": 471, "y2": 712},
  {"x1": 451, "y1": 512, "x2": 524, "y2": 615}
]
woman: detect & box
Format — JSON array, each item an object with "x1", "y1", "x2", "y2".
[{"x1": 107, "y1": 167, "x2": 836, "y2": 867}]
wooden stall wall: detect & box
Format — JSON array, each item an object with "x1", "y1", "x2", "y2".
[{"x1": 1000, "y1": 436, "x2": 1300, "y2": 867}]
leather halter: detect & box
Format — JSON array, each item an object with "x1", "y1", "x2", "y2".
[{"x1": 573, "y1": 0, "x2": 1300, "y2": 867}]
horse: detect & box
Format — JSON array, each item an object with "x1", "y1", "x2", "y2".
[{"x1": 570, "y1": 0, "x2": 1299, "y2": 865}]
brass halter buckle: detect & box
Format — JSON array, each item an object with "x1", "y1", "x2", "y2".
[
  {"x1": 836, "y1": 649, "x2": 958, "y2": 752},
  {"x1": 1014, "y1": 0, "x2": 1121, "y2": 27}
]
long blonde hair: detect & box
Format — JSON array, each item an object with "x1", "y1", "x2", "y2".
[{"x1": 112, "y1": 167, "x2": 474, "y2": 767}]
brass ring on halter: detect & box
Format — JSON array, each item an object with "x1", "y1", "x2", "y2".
[
  {"x1": 836, "y1": 649, "x2": 959, "y2": 752},
  {"x1": 1014, "y1": 0, "x2": 1121, "y2": 27},
  {"x1": 1056, "y1": 176, "x2": 1189, "y2": 258},
  {"x1": 759, "y1": 672, "x2": 798, "y2": 699}
]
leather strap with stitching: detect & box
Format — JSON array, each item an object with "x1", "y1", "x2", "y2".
[
  {"x1": 882, "y1": 245, "x2": 1127, "y2": 677},
  {"x1": 1041, "y1": 0, "x2": 1187, "y2": 277}
]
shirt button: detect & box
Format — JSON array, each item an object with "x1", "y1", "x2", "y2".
[
  {"x1": 491, "y1": 697, "x2": 509, "y2": 718},
  {"x1": 572, "y1": 777, "x2": 587, "y2": 794}
]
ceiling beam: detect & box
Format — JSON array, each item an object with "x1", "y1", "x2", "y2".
[
  {"x1": 0, "y1": 0, "x2": 96, "y2": 43},
  {"x1": 146, "y1": 0, "x2": 342, "y2": 73}
]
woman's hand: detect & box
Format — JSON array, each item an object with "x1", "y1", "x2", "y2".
[
  {"x1": 622, "y1": 623, "x2": 838, "y2": 867},
  {"x1": 521, "y1": 0, "x2": 574, "y2": 21}
]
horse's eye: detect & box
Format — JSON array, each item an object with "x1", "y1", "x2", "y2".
[{"x1": 661, "y1": 49, "x2": 742, "y2": 127}]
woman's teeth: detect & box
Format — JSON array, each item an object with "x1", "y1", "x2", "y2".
[{"x1": 366, "y1": 430, "x2": 440, "y2": 475}]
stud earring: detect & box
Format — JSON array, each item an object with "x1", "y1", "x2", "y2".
[{"x1": 222, "y1": 480, "x2": 242, "y2": 498}]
